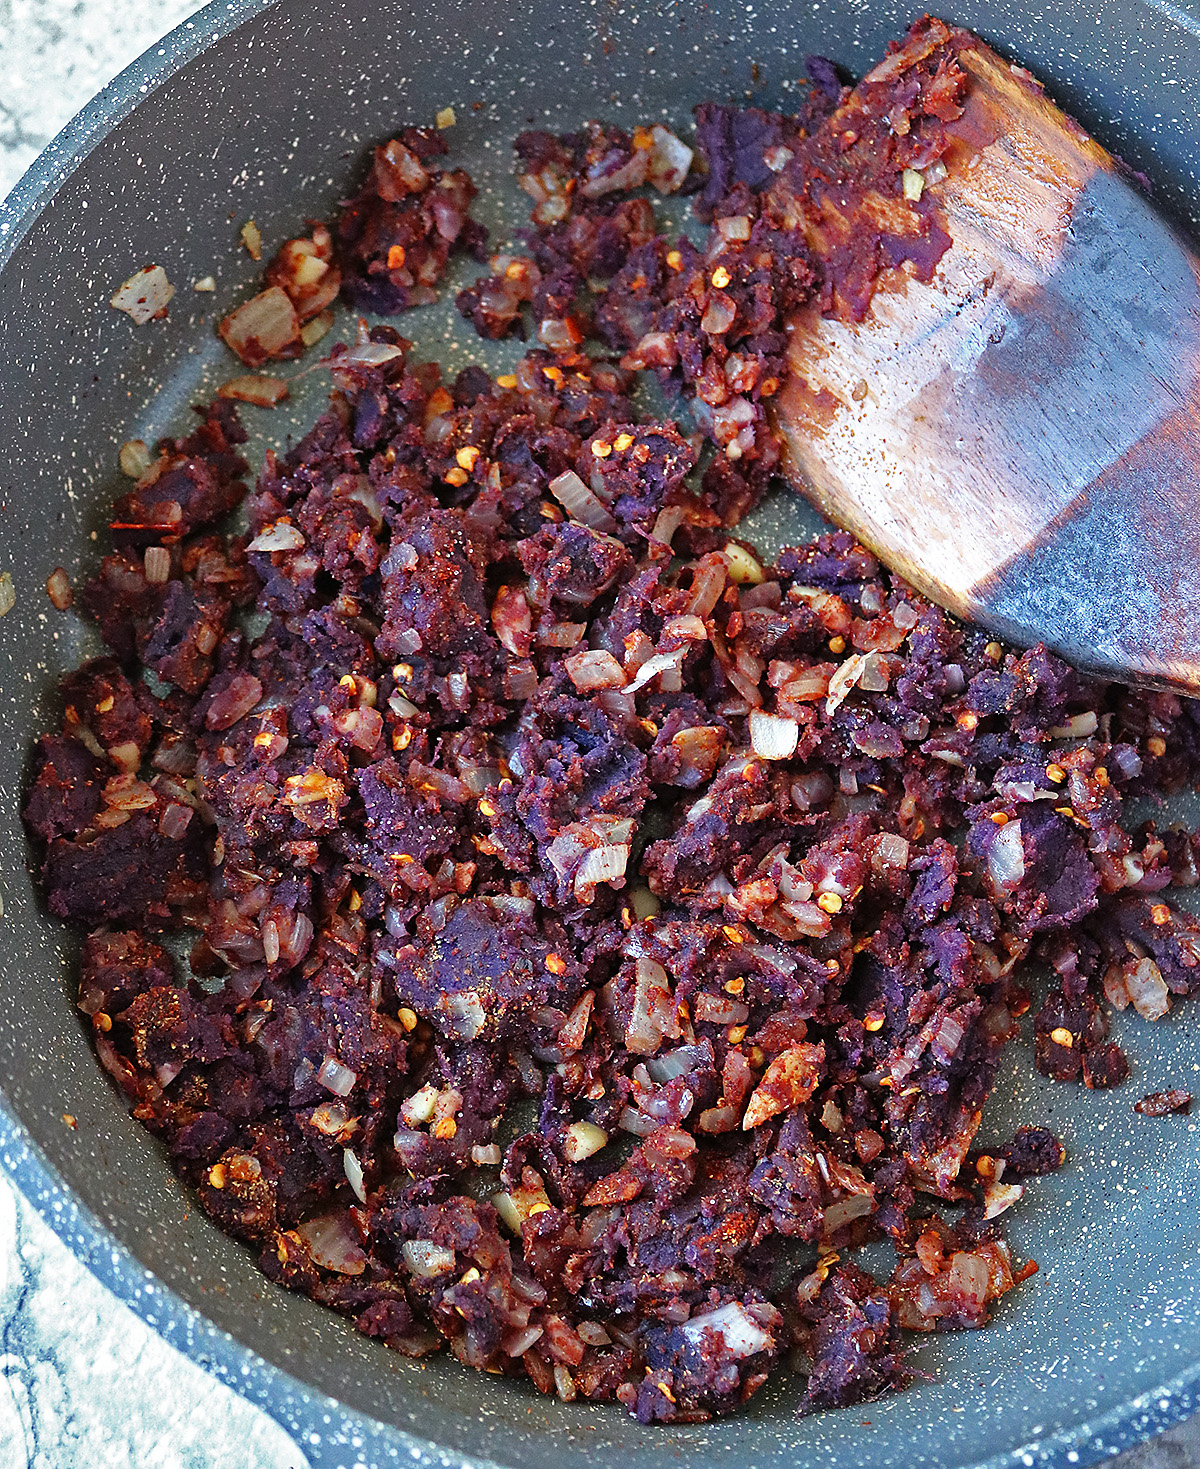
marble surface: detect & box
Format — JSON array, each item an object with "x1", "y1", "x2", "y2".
[{"x1": 1, "y1": 2, "x2": 1199, "y2": 1467}]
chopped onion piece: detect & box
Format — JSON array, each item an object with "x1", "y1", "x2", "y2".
[
  {"x1": 574, "y1": 844, "x2": 629, "y2": 895},
  {"x1": 295, "y1": 1214, "x2": 366, "y2": 1275},
  {"x1": 45, "y1": 567, "x2": 72, "y2": 610},
  {"x1": 300, "y1": 308, "x2": 335, "y2": 348},
  {"x1": 218, "y1": 286, "x2": 302, "y2": 367},
  {"x1": 826, "y1": 653, "x2": 869, "y2": 715},
  {"x1": 143, "y1": 547, "x2": 171, "y2": 584},
  {"x1": 563, "y1": 1121, "x2": 608, "y2": 1162},
  {"x1": 1049, "y1": 711, "x2": 1098, "y2": 739},
  {"x1": 1125, "y1": 957, "x2": 1170, "y2": 1020},
  {"x1": 626, "y1": 648, "x2": 687, "y2": 693},
  {"x1": 317, "y1": 1055, "x2": 357, "y2": 1096},
  {"x1": 219, "y1": 374, "x2": 290, "y2": 408},
  {"x1": 119, "y1": 439, "x2": 153, "y2": 479},
  {"x1": 247, "y1": 521, "x2": 305, "y2": 553},
  {"x1": 986, "y1": 819, "x2": 1025, "y2": 892},
  {"x1": 343, "y1": 1148, "x2": 366, "y2": 1203},
  {"x1": 342, "y1": 342, "x2": 405, "y2": 367},
  {"x1": 402, "y1": 1239, "x2": 456, "y2": 1277},
  {"x1": 440, "y1": 990, "x2": 486, "y2": 1040},
  {"x1": 565, "y1": 649, "x2": 627, "y2": 692},
  {"x1": 750, "y1": 710, "x2": 799, "y2": 761},
  {"x1": 724, "y1": 542, "x2": 764, "y2": 585},
  {"x1": 548, "y1": 470, "x2": 617, "y2": 532},
  {"x1": 680, "y1": 1301, "x2": 775, "y2": 1358},
  {"x1": 646, "y1": 125, "x2": 693, "y2": 193},
  {"x1": 241, "y1": 219, "x2": 263, "y2": 260},
  {"x1": 716, "y1": 215, "x2": 752, "y2": 241},
  {"x1": 111, "y1": 265, "x2": 175, "y2": 325}
]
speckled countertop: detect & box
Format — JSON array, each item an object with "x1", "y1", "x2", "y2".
[{"x1": 1, "y1": 3, "x2": 1198, "y2": 1467}]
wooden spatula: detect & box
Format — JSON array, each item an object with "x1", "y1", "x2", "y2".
[{"x1": 770, "y1": 22, "x2": 1200, "y2": 694}]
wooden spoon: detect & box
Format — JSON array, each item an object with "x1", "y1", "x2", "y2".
[{"x1": 771, "y1": 29, "x2": 1200, "y2": 694}]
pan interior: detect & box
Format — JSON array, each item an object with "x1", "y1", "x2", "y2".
[{"x1": 2, "y1": 1, "x2": 1200, "y2": 1465}]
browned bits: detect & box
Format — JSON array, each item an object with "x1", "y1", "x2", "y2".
[
  {"x1": 1151, "y1": 903, "x2": 1172, "y2": 925},
  {"x1": 444, "y1": 467, "x2": 470, "y2": 487},
  {"x1": 432, "y1": 1117, "x2": 458, "y2": 1140},
  {"x1": 828, "y1": 635, "x2": 846, "y2": 655},
  {"x1": 1046, "y1": 763, "x2": 1066, "y2": 783},
  {"x1": 863, "y1": 1013, "x2": 885, "y2": 1031},
  {"x1": 94, "y1": 1013, "x2": 112, "y2": 1032},
  {"x1": 496, "y1": 373, "x2": 518, "y2": 389},
  {"x1": 45, "y1": 567, "x2": 72, "y2": 610},
  {"x1": 61, "y1": 1114, "x2": 77, "y2": 1130},
  {"x1": 956, "y1": 711, "x2": 979, "y2": 731},
  {"x1": 990, "y1": 812, "x2": 1009, "y2": 825},
  {"x1": 1134, "y1": 1089, "x2": 1192, "y2": 1116}
]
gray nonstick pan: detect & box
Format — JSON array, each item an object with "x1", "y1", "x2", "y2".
[{"x1": 3, "y1": 1, "x2": 1200, "y2": 1466}]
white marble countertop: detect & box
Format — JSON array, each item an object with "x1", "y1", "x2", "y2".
[{"x1": 1, "y1": 3, "x2": 1198, "y2": 1467}]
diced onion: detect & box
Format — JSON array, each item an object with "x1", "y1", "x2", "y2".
[
  {"x1": 317, "y1": 1056, "x2": 357, "y2": 1096},
  {"x1": 646, "y1": 125, "x2": 693, "y2": 193},
  {"x1": 563, "y1": 1121, "x2": 609, "y2": 1162},
  {"x1": 120, "y1": 439, "x2": 153, "y2": 478},
  {"x1": 111, "y1": 265, "x2": 175, "y2": 325},
  {"x1": 343, "y1": 1148, "x2": 366, "y2": 1203},
  {"x1": 247, "y1": 521, "x2": 306, "y2": 553},
  {"x1": 680, "y1": 1301, "x2": 774, "y2": 1358},
  {"x1": 295, "y1": 1214, "x2": 366, "y2": 1275},
  {"x1": 548, "y1": 470, "x2": 617, "y2": 532},
  {"x1": 986, "y1": 819, "x2": 1025, "y2": 892},
  {"x1": 218, "y1": 286, "x2": 302, "y2": 367},
  {"x1": 402, "y1": 1239, "x2": 456, "y2": 1277},
  {"x1": 565, "y1": 649, "x2": 627, "y2": 692},
  {"x1": 219, "y1": 374, "x2": 290, "y2": 407},
  {"x1": 750, "y1": 710, "x2": 799, "y2": 761}
]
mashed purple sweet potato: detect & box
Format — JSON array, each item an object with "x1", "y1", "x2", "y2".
[{"x1": 24, "y1": 16, "x2": 1200, "y2": 1423}]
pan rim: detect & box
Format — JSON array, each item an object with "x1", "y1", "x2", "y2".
[{"x1": 1, "y1": 0, "x2": 1199, "y2": 1464}]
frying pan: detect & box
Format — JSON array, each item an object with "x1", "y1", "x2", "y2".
[{"x1": 3, "y1": 1, "x2": 1200, "y2": 1465}]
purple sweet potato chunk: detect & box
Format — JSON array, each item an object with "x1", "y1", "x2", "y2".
[{"x1": 24, "y1": 736, "x2": 107, "y2": 842}]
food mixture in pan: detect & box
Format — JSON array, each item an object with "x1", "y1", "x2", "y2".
[{"x1": 25, "y1": 17, "x2": 1200, "y2": 1421}]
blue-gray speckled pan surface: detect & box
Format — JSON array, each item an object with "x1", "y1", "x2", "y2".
[{"x1": 2, "y1": 1, "x2": 1200, "y2": 1465}]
